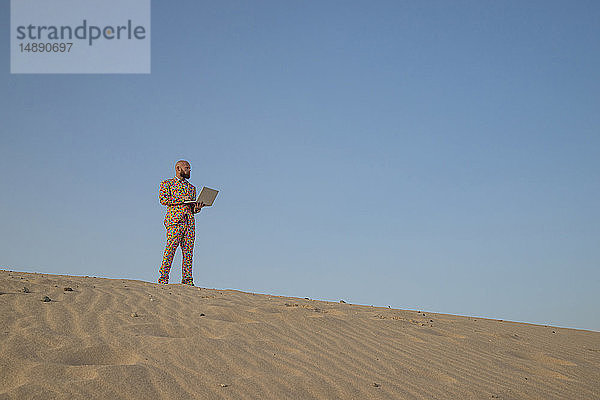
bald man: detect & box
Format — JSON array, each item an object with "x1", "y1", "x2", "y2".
[{"x1": 157, "y1": 160, "x2": 205, "y2": 285}]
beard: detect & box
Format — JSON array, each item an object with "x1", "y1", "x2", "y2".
[{"x1": 183, "y1": 171, "x2": 190, "y2": 179}]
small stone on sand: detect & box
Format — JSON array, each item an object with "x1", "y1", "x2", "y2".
[
  {"x1": 64, "y1": 287, "x2": 73, "y2": 291},
  {"x1": 22, "y1": 287, "x2": 30, "y2": 293},
  {"x1": 220, "y1": 383, "x2": 228, "y2": 387},
  {"x1": 372, "y1": 383, "x2": 380, "y2": 387},
  {"x1": 42, "y1": 296, "x2": 51, "y2": 302},
  {"x1": 340, "y1": 300, "x2": 346, "y2": 303},
  {"x1": 131, "y1": 312, "x2": 139, "y2": 317}
]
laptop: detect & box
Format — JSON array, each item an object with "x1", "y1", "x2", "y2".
[{"x1": 184, "y1": 187, "x2": 219, "y2": 206}]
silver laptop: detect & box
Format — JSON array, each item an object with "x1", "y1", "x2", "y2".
[{"x1": 184, "y1": 187, "x2": 219, "y2": 206}]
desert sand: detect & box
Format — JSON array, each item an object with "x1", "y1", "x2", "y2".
[{"x1": 0, "y1": 270, "x2": 598, "y2": 399}]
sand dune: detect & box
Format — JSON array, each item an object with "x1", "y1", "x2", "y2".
[{"x1": 1, "y1": 270, "x2": 598, "y2": 399}]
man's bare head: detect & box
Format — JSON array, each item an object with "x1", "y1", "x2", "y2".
[{"x1": 175, "y1": 160, "x2": 191, "y2": 179}]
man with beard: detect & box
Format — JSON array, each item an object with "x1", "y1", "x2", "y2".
[{"x1": 157, "y1": 160, "x2": 204, "y2": 285}]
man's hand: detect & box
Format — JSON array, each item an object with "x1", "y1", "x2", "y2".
[
  {"x1": 178, "y1": 197, "x2": 192, "y2": 206},
  {"x1": 194, "y1": 202, "x2": 205, "y2": 213}
]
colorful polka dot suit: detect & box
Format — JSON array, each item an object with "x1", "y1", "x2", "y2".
[{"x1": 158, "y1": 177, "x2": 198, "y2": 285}]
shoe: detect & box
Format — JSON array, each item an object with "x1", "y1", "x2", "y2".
[{"x1": 182, "y1": 281, "x2": 194, "y2": 286}]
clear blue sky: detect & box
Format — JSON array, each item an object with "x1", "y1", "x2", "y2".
[{"x1": 1, "y1": 1, "x2": 599, "y2": 331}]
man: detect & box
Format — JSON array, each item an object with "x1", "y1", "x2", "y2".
[{"x1": 157, "y1": 160, "x2": 205, "y2": 285}]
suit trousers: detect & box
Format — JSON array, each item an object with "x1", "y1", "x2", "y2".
[{"x1": 158, "y1": 221, "x2": 195, "y2": 284}]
